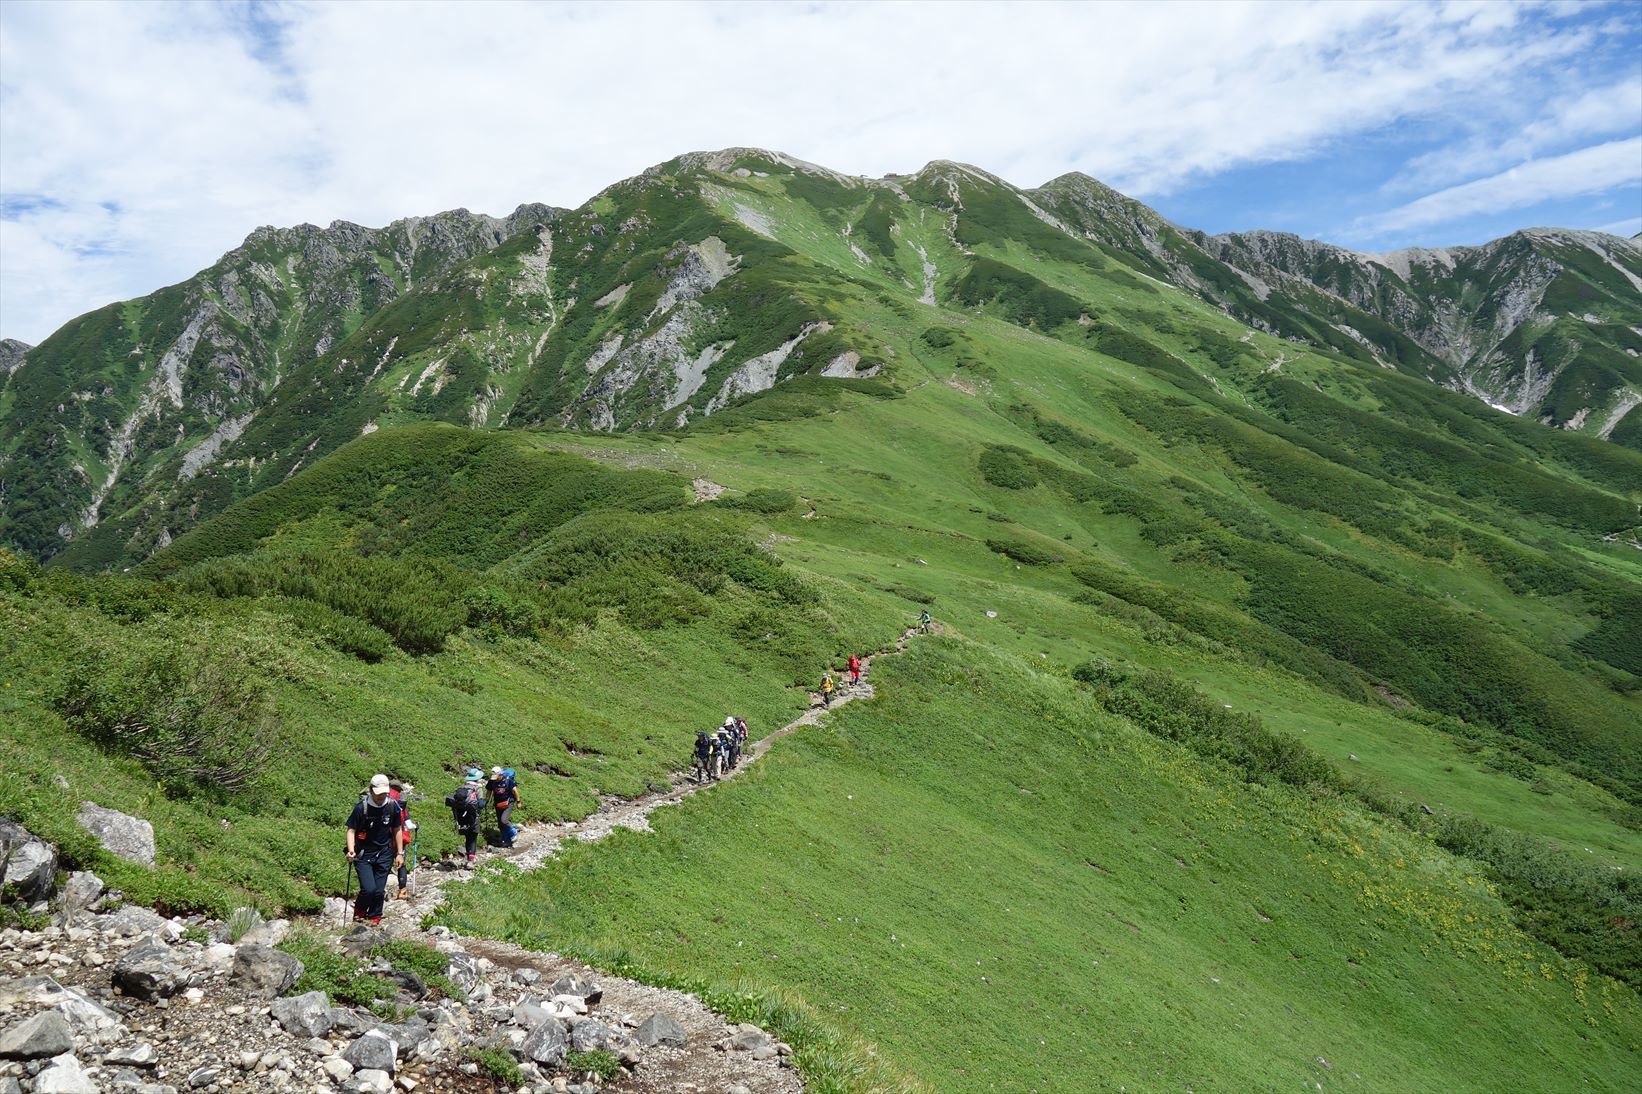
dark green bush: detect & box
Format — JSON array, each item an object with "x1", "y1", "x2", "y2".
[
  {"x1": 978, "y1": 446, "x2": 1041, "y2": 489},
  {"x1": 715, "y1": 488, "x2": 798, "y2": 514},
  {"x1": 181, "y1": 551, "x2": 470, "y2": 654},
  {"x1": 1075, "y1": 660, "x2": 1345, "y2": 792},
  {"x1": 56, "y1": 635, "x2": 278, "y2": 795},
  {"x1": 986, "y1": 537, "x2": 1058, "y2": 566}
]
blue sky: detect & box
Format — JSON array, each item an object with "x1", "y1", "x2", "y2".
[{"x1": 2, "y1": 0, "x2": 1639, "y2": 343}]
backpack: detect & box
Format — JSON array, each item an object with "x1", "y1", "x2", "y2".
[{"x1": 446, "y1": 786, "x2": 480, "y2": 831}]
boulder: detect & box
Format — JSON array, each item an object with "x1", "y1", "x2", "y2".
[
  {"x1": 353, "y1": 1069, "x2": 393, "y2": 1094},
  {"x1": 57, "y1": 871, "x2": 105, "y2": 922},
  {"x1": 339, "y1": 926, "x2": 388, "y2": 958},
  {"x1": 0, "y1": 819, "x2": 57, "y2": 904},
  {"x1": 521, "y1": 1018, "x2": 567, "y2": 1065},
  {"x1": 634, "y1": 1013, "x2": 687, "y2": 1048},
  {"x1": 270, "y1": 990, "x2": 333, "y2": 1038},
  {"x1": 236, "y1": 918, "x2": 289, "y2": 947},
  {"x1": 730, "y1": 1026, "x2": 772, "y2": 1052},
  {"x1": 330, "y1": 1007, "x2": 379, "y2": 1035},
  {"x1": 321, "y1": 1056, "x2": 354, "y2": 1083},
  {"x1": 230, "y1": 944, "x2": 302, "y2": 997},
  {"x1": 103, "y1": 1042, "x2": 158, "y2": 1068},
  {"x1": 0, "y1": 1008, "x2": 74, "y2": 1059},
  {"x1": 99, "y1": 905, "x2": 168, "y2": 939},
  {"x1": 549, "y1": 973, "x2": 602, "y2": 1004},
  {"x1": 512, "y1": 1002, "x2": 550, "y2": 1029},
  {"x1": 33, "y1": 1053, "x2": 97, "y2": 1094},
  {"x1": 185, "y1": 1066, "x2": 220, "y2": 1089},
  {"x1": 341, "y1": 1031, "x2": 397, "y2": 1075},
  {"x1": 0, "y1": 975, "x2": 118, "y2": 1033},
  {"x1": 113, "y1": 940, "x2": 190, "y2": 1001},
  {"x1": 445, "y1": 953, "x2": 481, "y2": 994},
  {"x1": 379, "y1": 967, "x2": 426, "y2": 999},
  {"x1": 374, "y1": 1018, "x2": 430, "y2": 1060},
  {"x1": 569, "y1": 1018, "x2": 621, "y2": 1054},
  {"x1": 75, "y1": 803, "x2": 155, "y2": 867}
]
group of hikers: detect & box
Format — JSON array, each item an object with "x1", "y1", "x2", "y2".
[
  {"x1": 344, "y1": 765, "x2": 518, "y2": 924},
  {"x1": 693, "y1": 716, "x2": 751, "y2": 783},
  {"x1": 345, "y1": 618, "x2": 933, "y2": 924}
]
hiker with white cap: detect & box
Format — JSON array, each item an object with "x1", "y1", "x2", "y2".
[
  {"x1": 346, "y1": 773, "x2": 404, "y2": 924},
  {"x1": 484, "y1": 765, "x2": 520, "y2": 847}
]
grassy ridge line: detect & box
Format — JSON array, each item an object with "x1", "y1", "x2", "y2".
[{"x1": 437, "y1": 636, "x2": 1642, "y2": 1092}]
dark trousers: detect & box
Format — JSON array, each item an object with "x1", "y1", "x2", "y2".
[
  {"x1": 496, "y1": 803, "x2": 515, "y2": 844},
  {"x1": 461, "y1": 828, "x2": 479, "y2": 857},
  {"x1": 354, "y1": 853, "x2": 392, "y2": 919}
]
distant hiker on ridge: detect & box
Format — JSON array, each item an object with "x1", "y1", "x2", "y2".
[
  {"x1": 346, "y1": 773, "x2": 404, "y2": 925},
  {"x1": 919, "y1": 608, "x2": 933, "y2": 634},
  {"x1": 849, "y1": 653, "x2": 863, "y2": 686},
  {"x1": 820, "y1": 670, "x2": 836, "y2": 709}
]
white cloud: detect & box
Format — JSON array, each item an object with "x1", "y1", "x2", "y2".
[
  {"x1": 1592, "y1": 216, "x2": 1641, "y2": 237},
  {"x1": 1368, "y1": 138, "x2": 1642, "y2": 232},
  {"x1": 1392, "y1": 73, "x2": 1642, "y2": 193},
  {"x1": 1, "y1": 0, "x2": 1637, "y2": 341}
]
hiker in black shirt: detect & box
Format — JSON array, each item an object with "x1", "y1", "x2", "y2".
[{"x1": 346, "y1": 773, "x2": 404, "y2": 924}]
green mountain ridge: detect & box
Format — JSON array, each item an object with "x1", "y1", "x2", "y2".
[{"x1": 3, "y1": 148, "x2": 1638, "y2": 566}]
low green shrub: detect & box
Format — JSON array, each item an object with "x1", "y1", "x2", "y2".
[
  {"x1": 986, "y1": 537, "x2": 1058, "y2": 566},
  {"x1": 977, "y1": 445, "x2": 1040, "y2": 489},
  {"x1": 465, "y1": 1046, "x2": 524, "y2": 1086},
  {"x1": 55, "y1": 632, "x2": 278, "y2": 795},
  {"x1": 565, "y1": 1049, "x2": 621, "y2": 1080},
  {"x1": 715, "y1": 488, "x2": 798, "y2": 514}
]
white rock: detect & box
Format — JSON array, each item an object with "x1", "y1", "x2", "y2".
[{"x1": 33, "y1": 1053, "x2": 97, "y2": 1094}]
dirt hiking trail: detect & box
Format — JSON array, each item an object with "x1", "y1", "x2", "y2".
[{"x1": 383, "y1": 625, "x2": 925, "y2": 929}]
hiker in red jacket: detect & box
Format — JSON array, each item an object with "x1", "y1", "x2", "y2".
[{"x1": 848, "y1": 653, "x2": 863, "y2": 686}]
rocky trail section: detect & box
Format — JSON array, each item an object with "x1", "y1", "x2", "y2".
[{"x1": 0, "y1": 629, "x2": 925, "y2": 1094}]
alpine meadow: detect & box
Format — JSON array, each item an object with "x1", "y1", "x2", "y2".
[{"x1": 2, "y1": 148, "x2": 1640, "y2": 1093}]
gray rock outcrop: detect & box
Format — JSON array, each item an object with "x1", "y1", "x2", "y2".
[
  {"x1": 0, "y1": 819, "x2": 57, "y2": 903},
  {"x1": 113, "y1": 939, "x2": 190, "y2": 1000},
  {"x1": 230, "y1": 944, "x2": 302, "y2": 997},
  {"x1": 75, "y1": 803, "x2": 155, "y2": 866},
  {"x1": 521, "y1": 1018, "x2": 567, "y2": 1065},
  {"x1": 341, "y1": 1031, "x2": 397, "y2": 1074},
  {"x1": 0, "y1": 1008, "x2": 74, "y2": 1059},
  {"x1": 270, "y1": 990, "x2": 333, "y2": 1037},
  {"x1": 635, "y1": 1012, "x2": 687, "y2": 1047}
]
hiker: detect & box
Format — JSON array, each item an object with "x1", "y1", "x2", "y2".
[
  {"x1": 919, "y1": 609, "x2": 933, "y2": 634},
  {"x1": 734, "y1": 715, "x2": 749, "y2": 749},
  {"x1": 820, "y1": 671, "x2": 836, "y2": 708},
  {"x1": 389, "y1": 781, "x2": 417, "y2": 899},
  {"x1": 848, "y1": 653, "x2": 863, "y2": 686},
  {"x1": 721, "y1": 717, "x2": 741, "y2": 769},
  {"x1": 486, "y1": 765, "x2": 520, "y2": 848},
  {"x1": 346, "y1": 773, "x2": 405, "y2": 925},
  {"x1": 693, "y1": 730, "x2": 716, "y2": 784},
  {"x1": 446, "y1": 769, "x2": 484, "y2": 868},
  {"x1": 711, "y1": 729, "x2": 729, "y2": 779}
]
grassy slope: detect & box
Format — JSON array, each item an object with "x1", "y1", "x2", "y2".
[{"x1": 438, "y1": 638, "x2": 1642, "y2": 1092}]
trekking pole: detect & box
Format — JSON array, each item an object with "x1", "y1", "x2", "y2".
[{"x1": 342, "y1": 858, "x2": 353, "y2": 926}]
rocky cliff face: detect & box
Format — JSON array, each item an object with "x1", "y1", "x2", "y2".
[{"x1": 0, "y1": 206, "x2": 556, "y2": 561}]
